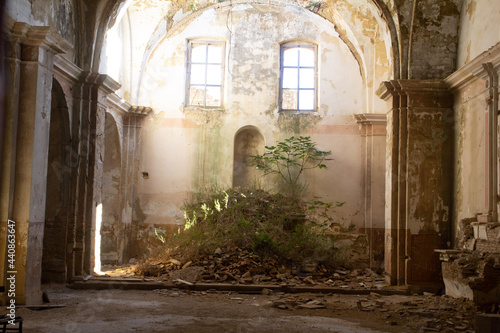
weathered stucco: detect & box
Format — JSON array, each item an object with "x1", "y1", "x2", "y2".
[
  {"x1": 136, "y1": 4, "x2": 367, "y2": 234},
  {"x1": 457, "y1": 0, "x2": 500, "y2": 68},
  {"x1": 4, "y1": 0, "x2": 500, "y2": 305}
]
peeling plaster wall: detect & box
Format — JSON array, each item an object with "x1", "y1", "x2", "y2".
[
  {"x1": 319, "y1": 0, "x2": 393, "y2": 111},
  {"x1": 5, "y1": 0, "x2": 75, "y2": 59},
  {"x1": 452, "y1": 78, "x2": 488, "y2": 231},
  {"x1": 410, "y1": 0, "x2": 462, "y2": 79},
  {"x1": 457, "y1": 0, "x2": 500, "y2": 68},
  {"x1": 103, "y1": 0, "x2": 171, "y2": 102},
  {"x1": 103, "y1": 0, "x2": 394, "y2": 110},
  {"x1": 136, "y1": 4, "x2": 368, "y2": 234}
]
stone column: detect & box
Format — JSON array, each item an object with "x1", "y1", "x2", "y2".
[
  {"x1": 4, "y1": 25, "x2": 70, "y2": 305},
  {"x1": 121, "y1": 107, "x2": 151, "y2": 263},
  {"x1": 355, "y1": 113, "x2": 387, "y2": 270},
  {"x1": 377, "y1": 80, "x2": 454, "y2": 288},
  {"x1": 0, "y1": 22, "x2": 25, "y2": 292}
]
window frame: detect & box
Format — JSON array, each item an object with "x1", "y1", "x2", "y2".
[
  {"x1": 185, "y1": 40, "x2": 226, "y2": 109},
  {"x1": 279, "y1": 42, "x2": 318, "y2": 112}
]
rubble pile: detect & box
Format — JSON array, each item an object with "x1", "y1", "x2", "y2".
[{"x1": 120, "y1": 247, "x2": 387, "y2": 289}]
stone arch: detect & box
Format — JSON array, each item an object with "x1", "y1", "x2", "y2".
[
  {"x1": 42, "y1": 78, "x2": 72, "y2": 283},
  {"x1": 97, "y1": 0, "x2": 396, "y2": 111},
  {"x1": 232, "y1": 126, "x2": 265, "y2": 188}
]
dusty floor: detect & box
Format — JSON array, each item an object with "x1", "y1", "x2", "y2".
[{"x1": 6, "y1": 284, "x2": 476, "y2": 333}]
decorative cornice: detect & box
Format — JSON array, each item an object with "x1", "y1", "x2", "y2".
[
  {"x1": 355, "y1": 113, "x2": 387, "y2": 125},
  {"x1": 445, "y1": 42, "x2": 500, "y2": 90},
  {"x1": 395, "y1": 79, "x2": 448, "y2": 93},
  {"x1": 53, "y1": 55, "x2": 83, "y2": 83},
  {"x1": 2, "y1": 14, "x2": 16, "y2": 33},
  {"x1": 97, "y1": 74, "x2": 121, "y2": 95},
  {"x1": 23, "y1": 26, "x2": 72, "y2": 55},
  {"x1": 107, "y1": 91, "x2": 152, "y2": 117},
  {"x1": 107, "y1": 93, "x2": 132, "y2": 116},
  {"x1": 128, "y1": 106, "x2": 153, "y2": 116},
  {"x1": 377, "y1": 79, "x2": 449, "y2": 100},
  {"x1": 10, "y1": 22, "x2": 29, "y2": 38},
  {"x1": 376, "y1": 81, "x2": 395, "y2": 101},
  {"x1": 79, "y1": 71, "x2": 101, "y2": 85}
]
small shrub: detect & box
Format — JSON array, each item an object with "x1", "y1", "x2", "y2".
[{"x1": 249, "y1": 136, "x2": 332, "y2": 199}]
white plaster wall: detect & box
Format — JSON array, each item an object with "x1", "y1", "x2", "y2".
[
  {"x1": 137, "y1": 4, "x2": 366, "y2": 229},
  {"x1": 453, "y1": 79, "x2": 489, "y2": 224},
  {"x1": 5, "y1": 0, "x2": 76, "y2": 60},
  {"x1": 457, "y1": 0, "x2": 500, "y2": 68},
  {"x1": 5, "y1": 0, "x2": 38, "y2": 25}
]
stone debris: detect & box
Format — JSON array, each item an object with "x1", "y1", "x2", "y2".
[
  {"x1": 127, "y1": 248, "x2": 389, "y2": 290},
  {"x1": 174, "y1": 278, "x2": 193, "y2": 286},
  {"x1": 145, "y1": 285, "x2": 476, "y2": 331},
  {"x1": 103, "y1": 250, "x2": 478, "y2": 332}
]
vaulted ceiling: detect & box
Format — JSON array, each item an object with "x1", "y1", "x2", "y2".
[{"x1": 78, "y1": 0, "x2": 462, "y2": 82}]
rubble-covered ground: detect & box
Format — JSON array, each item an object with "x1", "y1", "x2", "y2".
[
  {"x1": 128, "y1": 248, "x2": 387, "y2": 288},
  {"x1": 39, "y1": 188, "x2": 472, "y2": 332},
  {"x1": 16, "y1": 285, "x2": 476, "y2": 333}
]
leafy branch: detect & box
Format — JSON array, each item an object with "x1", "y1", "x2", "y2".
[{"x1": 249, "y1": 136, "x2": 332, "y2": 199}]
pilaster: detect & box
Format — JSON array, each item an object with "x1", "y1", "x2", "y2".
[
  {"x1": 377, "y1": 79, "x2": 454, "y2": 288},
  {"x1": 355, "y1": 113, "x2": 387, "y2": 269},
  {"x1": 121, "y1": 106, "x2": 151, "y2": 263},
  {"x1": 2, "y1": 24, "x2": 71, "y2": 305}
]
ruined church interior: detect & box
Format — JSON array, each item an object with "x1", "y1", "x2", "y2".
[{"x1": 1, "y1": 0, "x2": 500, "y2": 331}]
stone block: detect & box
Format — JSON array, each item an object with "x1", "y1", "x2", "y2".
[{"x1": 476, "y1": 313, "x2": 500, "y2": 333}]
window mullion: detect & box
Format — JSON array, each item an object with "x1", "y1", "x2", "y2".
[
  {"x1": 204, "y1": 43, "x2": 208, "y2": 107},
  {"x1": 297, "y1": 48, "x2": 301, "y2": 110}
]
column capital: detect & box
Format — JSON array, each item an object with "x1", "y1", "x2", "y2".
[
  {"x1": 355, "y1": 113, "x2": 387, "y2": 136},
  {"x1": 77, "y1": 72, "x2": 120, "y2": 92},
  {"x1": 376, "y1": 81, "x2": 396, "y2": 101},
  {"x1": 79, "y1": 71, "x2": 100, "y2": 85},
  {"x1": 355, "y1": 113, "x2": 387, "y2": 125},
  {"x1": 377, "y1": 79, "x2": 449, "y2": 99},
  {"x1": 123, "y1": 106, "x2": 152, "y2": 126},
  {"x1": 377, "y1": 79, "x2": 452, "y2": 109},
  {"x1": 97, "y1": 75, "x2": 121, "y2": 95},
  {"x1": 128, "y1": 106, "x2": 152, "y2": 116},
  {"x1": 24, "y1": 26, "x2": 72, "y2": 55}
]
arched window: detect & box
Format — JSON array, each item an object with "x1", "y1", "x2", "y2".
[{"x1": 280, "y1": 42, "x2": 317, "y2": 112}]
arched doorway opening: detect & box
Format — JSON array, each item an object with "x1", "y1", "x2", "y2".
[
  {"x1": 101, "y1": 112, "x2": 123, "y2": 265},
  {"x1": 42, "y1": 78, "x2": 71, "y2": 283}
]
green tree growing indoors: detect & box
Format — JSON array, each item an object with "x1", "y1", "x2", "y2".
[{"x1": 249, "y1": 136, "x2": 332, "y2": 199}]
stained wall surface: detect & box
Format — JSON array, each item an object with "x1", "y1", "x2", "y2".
[
  {"x1": 449, "y1": 0, "x2": 500, "y2": 240},
  {"x1": 5, "y1": 0, "x2": 75, "y2": 59},
  {"x1": 134, "y1": 4, "x2": 367, "y2": 235},
  {"x1": 457, "y1": 0, "x2": 500, "y2": 68}
]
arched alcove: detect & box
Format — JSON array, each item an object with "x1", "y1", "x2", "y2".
[
  {"x1": 233, "y1": 127, "x2": 265, "y2": 188},
  {"x1": 42, "y1": 78, "x2": 71, "y2": 283}
]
